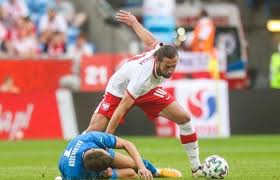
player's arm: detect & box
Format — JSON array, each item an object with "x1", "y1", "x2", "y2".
[
  {"x1": 116, "y1": 10, "x2": 157, "y2": 49},
  {"x1": 115, "y1": 136, "x2": 153, "y2": 180},
  {"x1": 105, "y1": 91, "x2": 135, "y2": 134}
]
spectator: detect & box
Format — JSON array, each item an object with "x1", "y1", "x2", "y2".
[
  {"x1": 270, "y1": 42, "x2": 280, "y2": 89},
  {"x1": 56, "y1": 0, "x2": 87, "y2": 28},
  {"x1": 67, "y1": 32, "x2": 93, "y2": 73},
  {"x1": 46, "y1": 31, "x2": 66, "y2": 57},
  {"x1": 2, "y1": 16, "x2": 25, "y2": 56},
  {"x1": 0, "y1": 6, "x2": 7, "y2": 52},
  {"x1": 67, "y1": 32, "x2": 93, "y2": 57},
  {"x1": 11, "y1": 17, "x2": 38, "y2": 57},
  {"x1": 38, "y1": 4, "x2": 67, "y2": 47},
  {"x1": 59, "y1": 33, "x2": 93, "y2": 92},
  {"x1": 0, "y1": 76, "x2": 20, "y2": 93},
  {"x1": 185, "y1": 8, "x2": 216, "y2": 53},
  {"x1": 183, "y1": 8, "x2": 220, "y2": 79},
  {"x1": 25, "y1": 0, "x2": 51, "y2": 25},
  {"x1": 1, "y1": 0, "x2": 29, "y2": 26},
  {"x1": 55, "y1": 0, "x2": 87, "y2": 44},
  {"x1": 2, "y1": 17, "x2": 37, "y2": 57}
]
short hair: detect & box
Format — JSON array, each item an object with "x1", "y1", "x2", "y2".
[
  {"x1": 154, "y1": 44, "x2": 178, "y2": 62},
  {"x1": 77, "y1": 32, "x2": 86, "y2": 39},
  {"x1": 200, "y1": 8, "x2": 208, "y2": 17},
  {"x1": 84, "y1": 150, "x2": 113, "y2": 172}
]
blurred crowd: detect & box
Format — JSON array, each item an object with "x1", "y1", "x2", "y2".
[{"x1": 0, "y1": 0, "x2": 94, "y2": 58}]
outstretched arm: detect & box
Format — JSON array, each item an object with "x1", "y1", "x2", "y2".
[{"x1": 116, "y1": 10, "x2": 157, "y2": 49}]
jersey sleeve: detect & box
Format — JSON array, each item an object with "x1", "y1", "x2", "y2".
[
  {"x1": 103, "y1": 133, "x2": 117, "y2": 148},
  {"x1": 87, "y1": 132, "x2": 117, "y2": 149}
]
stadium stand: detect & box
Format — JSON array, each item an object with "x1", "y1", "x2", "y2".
[{"x1": 0, "y1": 0, "x2": 93, "y2": 58}]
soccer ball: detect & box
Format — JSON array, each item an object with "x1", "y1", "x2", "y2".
[
  {"x1": 54, "y1": 176, "x2": 62, "y2": 180},
  {"x1": 202, "y1": 155, "x2": 229, "y2": 179}
]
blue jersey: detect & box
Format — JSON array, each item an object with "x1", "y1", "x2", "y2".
[{"x1": 58, "y1": 132, "x2": 117, "y2": 180}]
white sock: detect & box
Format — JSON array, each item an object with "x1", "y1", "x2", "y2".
[
  {"x1": 179, "y1": 121, "x2": 201, "y2": 170},
  {"x1": 183, "y1": 141, "x2": 201, "y2": 170},
  {"x1": 154, "y1": 169, "x2": 160, "y2": 176}
]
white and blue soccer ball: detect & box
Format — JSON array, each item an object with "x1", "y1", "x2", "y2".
[{"x1": 202, "y1": 155, "x2": 229, "y2": 179}]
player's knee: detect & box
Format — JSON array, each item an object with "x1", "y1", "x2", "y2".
[
  {"x1": 126, "y1": 169, "x2": 138, "y2": 178},
  {"x1": 175, "y1": 113, "x2": 191, "y2": 125},
  {"x1": 87, "y1": 114, "x2": 108, "y2": 131}
]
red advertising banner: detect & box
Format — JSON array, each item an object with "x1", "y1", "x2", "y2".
[
  {"x1": 80, "y1": 54, "x2": 114, "y2": 92},
  {"x1": 0, "y1": 92, "x2": 62, "y2": 140},
  {"x1": 80, "y1": 54, "x2": 132, "y2": 92},
  {"x1": 112, "y1": 54, "x2": 132, "y2": 71},
  {"x1": 0, "y1": 60, "x2": 72, "y2": 92}
]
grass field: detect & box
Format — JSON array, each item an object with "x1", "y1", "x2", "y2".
[{"x1": 0, "y1": 135, "x2": 280, "y2": 180}]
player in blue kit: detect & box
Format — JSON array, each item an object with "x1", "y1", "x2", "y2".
[{"x1": 58, "y1": 131, "x2": 181, "y2": 180}]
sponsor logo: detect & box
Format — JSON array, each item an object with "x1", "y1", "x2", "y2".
[
  {"x1": 0, "y1": 104, "x2": 34, "y2": 140},
  {"x1": 154, "y1": 88, "x2": 168, "y2": 99},
  {"x1": 187, "y1": 89, "x2": 216, "y2": 121}
]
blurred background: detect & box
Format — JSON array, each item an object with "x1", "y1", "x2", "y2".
[{"x1": 0, "y1": 0, "x2": 280, "y2": 141}]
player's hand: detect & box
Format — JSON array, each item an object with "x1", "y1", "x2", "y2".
[
  {"x1": 138, "y1": 168, "x2": 153, "y2": 180},
  {"x1": 116, "y1": 10, "x2": 138, "y2": 27},
  {"x1": 102, "y1": 167, "x2": 113, "y2": 178}
]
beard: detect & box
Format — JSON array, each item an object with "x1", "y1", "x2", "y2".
[{"x1": 162, "y1": 73, "x2": 172, "y2": 78}]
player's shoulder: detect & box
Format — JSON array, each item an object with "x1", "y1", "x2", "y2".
[
  {"x1": 83, "y1": 131, "x2": 114, "y2": 139},
  {"x1": 83, "y1": 131, "x2": 105, "y2": 137}
]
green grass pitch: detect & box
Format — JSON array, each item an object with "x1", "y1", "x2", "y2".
[{"x1": 0, "y1": 135, "x2": 280, "y2": 180}]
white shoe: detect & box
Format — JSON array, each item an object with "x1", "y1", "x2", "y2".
[
  {"x1": 192, "y1": 166, "x2": 204, "y2": 178},
  {"x1": 54, "y1": 176, "x2": 62, "y2": 180}
]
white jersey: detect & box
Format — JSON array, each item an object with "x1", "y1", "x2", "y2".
[{"x1": 106, "y1": 43, "x2": 165, "y2": 99}]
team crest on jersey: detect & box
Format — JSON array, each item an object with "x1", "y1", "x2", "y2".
[{"x1": 101, "y1": 102, "x2": 110, "y2": 111}]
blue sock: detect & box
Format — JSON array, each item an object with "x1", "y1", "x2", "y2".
[
  {"x1": 142, "y1": 159, "x2": 157, "y2": 175},
  {"x1": 109, "y1": 169, "x2": 118, "y2": 179}
]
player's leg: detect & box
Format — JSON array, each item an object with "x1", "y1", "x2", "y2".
[
  {"x1": 86, "y1": 92, "x2": 122, "y2": 132},
  {"x1": 136, "y1": 87, "x2": 202, "y2": 177},
  {"x1": 112, "y1": 151, "x2": 136, "y2": 169},
  {"x1": 113, "y1": 152, "x2": 157, "y2": 174},
  {"x1": 159, "y1": 101, "x2": 203, "y2": 177},
  {"x1": 86, "y1": 113, "x2": 109, "y2": 131},
  {"x1": 112, "y1": 151, "x2": 181, "y2": 178},
  {"x1": 115, "y1": 168, "x2": 138, "y2": 179}
]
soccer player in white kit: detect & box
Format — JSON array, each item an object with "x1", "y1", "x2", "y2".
[{"x1": 86, "y1": 10, "x2": 203, "y2": 177}]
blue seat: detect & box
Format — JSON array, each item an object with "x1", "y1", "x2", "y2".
[
  {"x1": 0, "y1": 0, "x2": 5, "y2": 5},
  {"x1": 25, "y1": 0, "x2": 58, "y2": 28},
  {"x1": 67, "y1": 26, "x2": 80, "y2": 45}
]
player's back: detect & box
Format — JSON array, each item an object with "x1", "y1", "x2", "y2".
[{"x1": 58, "y1": 132, "x2": 116, "y2": 179}]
